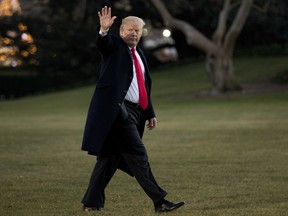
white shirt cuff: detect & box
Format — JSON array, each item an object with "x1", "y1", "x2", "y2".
[{"x1": 99, "y1": 29, "x2": 109, "y2": 37}]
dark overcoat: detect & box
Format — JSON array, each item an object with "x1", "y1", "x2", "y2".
[{"x1": 81, "y1": 32, "x2": 155, "y2": 157}]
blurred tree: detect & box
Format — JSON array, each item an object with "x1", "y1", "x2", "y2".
[
  {"x1": 0, "y1": 0, "x2": 37, "y2": 67},
  {"x1": 2, "y1": 0, "x2": 286, "y2": 98},
  {"x1": 150, "y1": 0, "x2": 273, "y2": 94},
  {"x1": 30, "y1": 0, "x2": 103, "y2": 84}
]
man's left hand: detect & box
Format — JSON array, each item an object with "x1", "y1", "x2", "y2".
[{"x1": 147, "y1": 117, "x2": 157, "y2": 130}]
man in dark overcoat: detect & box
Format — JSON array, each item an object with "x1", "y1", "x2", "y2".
[{"x1": 81, "y1": 6, "x2": 185, "y2": 213}]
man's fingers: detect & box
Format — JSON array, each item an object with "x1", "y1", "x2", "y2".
[
  {"x1": 107, "y1": 7, "x2": 112, "y2": 17},
  {"x1": 101, "y1": 6, "x2": 112, "y2": 17},
  {"x1": 147, "y1": 119, "x2": 157, "y2": 130},
  {"x1": 111, "y1": 16, "x2": 117, "y2": 22},
  {"x1": 102, "y1": 6, "x2": 106, "y2": 16}
]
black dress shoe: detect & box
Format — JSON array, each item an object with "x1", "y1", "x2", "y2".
[
  {"x1": 155, "y1": 200, "x2": 185, "y2": 212},
  {"x1": 82, "y1": 205, "x2": 103, "y2": 212}
]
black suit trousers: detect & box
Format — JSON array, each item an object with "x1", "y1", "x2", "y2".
[{"x1": 82, "y1": 102, "x2": 167, "y2": 208}]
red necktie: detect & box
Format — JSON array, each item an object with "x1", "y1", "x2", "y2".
[{"x1": 131, "y1": 47, "x2": 148, "y2": 110}]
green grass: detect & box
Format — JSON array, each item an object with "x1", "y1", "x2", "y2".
[{"x1": 1, "y1": 56, "x2": 288, "y2": 216}]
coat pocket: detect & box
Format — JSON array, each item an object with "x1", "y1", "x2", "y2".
[{"x1": 117, "y1": 101, "x2": 129, "y2": 122}]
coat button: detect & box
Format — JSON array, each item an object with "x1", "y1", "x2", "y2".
[
  {"x1": 129, "y1": 76, "x2": 133, "y2": 79},
  {"x1": 118, "y1": 103, "x2": 122, "y2": 106},
  {"x1": 124, "y1": 90, "x2": 127, "y2": 93}
]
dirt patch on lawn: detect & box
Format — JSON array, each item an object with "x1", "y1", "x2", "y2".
[{"x1": 172, "y1": 83, "x2": 288, "y2": 99}]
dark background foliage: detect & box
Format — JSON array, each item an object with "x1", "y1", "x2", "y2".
[{"x1": 0, "y1": 0, "x2": 287, "y2": 98}]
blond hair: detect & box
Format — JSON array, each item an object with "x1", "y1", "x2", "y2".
[{"x1": 120, "y1": 16, "x2": 145, "y2": 31}]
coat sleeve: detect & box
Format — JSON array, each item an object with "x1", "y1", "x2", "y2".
[{"x1": 96, "y1": 32, "x2": 119, "y2": 56}]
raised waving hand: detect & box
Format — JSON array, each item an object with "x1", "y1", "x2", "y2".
[{"x1": 98, "y1": 6, "x2": 117, "y2": 32}]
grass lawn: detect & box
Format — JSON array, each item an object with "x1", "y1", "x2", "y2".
[{"x1": 0, "y1": 56, "x2": 288, "y2": 216}]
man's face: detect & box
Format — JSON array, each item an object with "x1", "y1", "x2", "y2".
[{"x1": 120, "y1": 22, "x2": 143, "y2": 48}]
